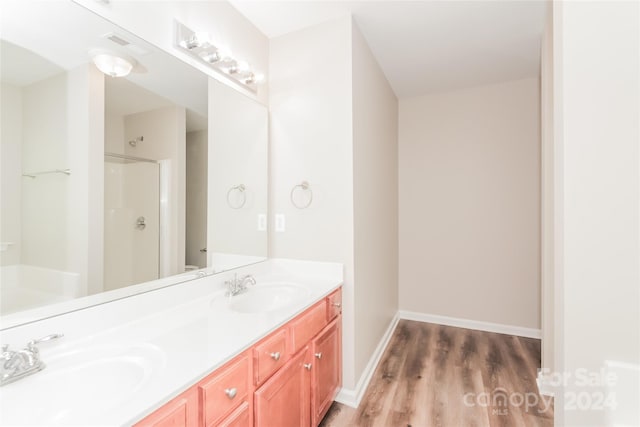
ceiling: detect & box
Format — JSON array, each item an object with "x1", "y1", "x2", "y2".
[{"x1": 229, "y1": 0, "x2": 547, "y2": 97}]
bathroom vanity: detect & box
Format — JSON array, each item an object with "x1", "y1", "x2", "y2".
[
  {"x1": 136, "y1": 287, "x2": 342, "y2": 427},
  {"x1": 0, "y1": 260, "x2": 343, "y2": 426}
]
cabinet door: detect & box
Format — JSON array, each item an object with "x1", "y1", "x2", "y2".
[
  {"x1": 134, "y1": 387, "x2": 198, "y2": 427},
  {"x1": 311, "y1": 318, "x2": 342, "y2": 426},
  {"x1": 254, "y1": 347, "x2": 311, "y2": 427}
]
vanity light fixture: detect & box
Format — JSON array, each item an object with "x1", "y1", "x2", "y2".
[
  {"x1": 90, "y1": 50, "x2": 135, "y2": 78},
  {"x1": 175, "y1": 21, "x2": 262, "y2": 92}
]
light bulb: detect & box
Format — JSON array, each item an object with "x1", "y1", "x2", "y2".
[{"x1": 91, "y1": 52, "x2": 134, "y2": 78}]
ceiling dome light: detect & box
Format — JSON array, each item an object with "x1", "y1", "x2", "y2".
[{"x1": 91, "y1": 52, "x2": 135, "y2": 78}]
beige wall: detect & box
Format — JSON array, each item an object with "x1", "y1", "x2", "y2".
[
  {"x1": 351, "y1": 22, "x2": 399, "y2": 382},
  {"x1": 399, "y1": 78, "x2": 541, "y2": 329},
  {"x1": 541, "y1": 6, "x2": 555, "y2": 372},
  {"x1": 554, "y1": 1, "x2": 640, "y2": 425},
  {"x1": 186, "y1": 130, "x2": 208, "y2": 269}
]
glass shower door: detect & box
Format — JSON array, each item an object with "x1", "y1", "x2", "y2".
[{"x1": 104, "y1": 153, "x2": 160, "y2": 291}]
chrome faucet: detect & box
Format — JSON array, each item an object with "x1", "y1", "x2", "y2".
[
  {"x1": 1, "y1": 333, "x2": 64, "y2": 386},
  {"x1": 225, "y1": 274, "x2": 256, "y2": 297}
]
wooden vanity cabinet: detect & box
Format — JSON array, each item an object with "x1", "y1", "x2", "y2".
[
  {"x1": 135, "y1": 287, "x2": 342, "y2": 427},
  {"x1": 134, "y1": 386, "x2": 199, "y2": 427},
  {"x1": 311, "y1": 319, "x2": 341, "y2": 426},
  {"x1": 254, "y1": 347, "x2": 311, "y2": 427},
  {"x1": 198, "y1": 352, "x2": 252, "y2": 427}
]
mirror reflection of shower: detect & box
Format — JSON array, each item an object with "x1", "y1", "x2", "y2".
[
  {"x1": 104, "y1": 152, "x2": 160, "y2": 291},
  {"x1": 104, "y1": 77, "x2": 207, "y2": 291}
]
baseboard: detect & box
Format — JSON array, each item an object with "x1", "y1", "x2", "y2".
[
  {"x1": 398, "y1": 310, "x2": 541, "y2": 339},
  {"x1": 335, "y1": 313, "x2": 400, "y2": 408}
]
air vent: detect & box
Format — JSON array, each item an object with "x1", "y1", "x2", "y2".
[
  {"x1": 104, "y1": 33, "x2": 130, "y2": 46},
  {"x1": 102, "y1": 32, "x2": 150, "y2": 56}
]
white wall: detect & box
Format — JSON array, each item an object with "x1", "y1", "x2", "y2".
[
  {"x1": 351, "y1": 22, "x2": 399, "y2": 382},
  {"x1": 74, "y1": 0, "x2": 269, "y2": 106},
  {"x1": 0, "y1": 83, "x2": 22, "y2": 266},
  {"x1": 123, "y1": 106, "x2": 186, "y2": 277},
  {"x1": 399, "y1": 78, "x2": 541, "y2": 330},
  {"x1": 269, "y1": 17, "x2": 356, "y2": 388},
  {"x1": 21, "y1": 72, "x2": 69, "y2": 272},
  {"x1": 67, "y1": 64, "x2": 104, "y2": 297},
  {"x1": 186, "y1": 130, "x2": 208, "y2": 269},
  {"x1": 553, "y1": 1, "x2": 640, "y2": 425},
  {"x1": 270, "y1": 18, "x2": 400, "y2": 394},
  {"x1": 208, "y1": 79, "x2": 268, "y2": 262}
]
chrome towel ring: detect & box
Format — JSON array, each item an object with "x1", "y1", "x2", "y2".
[
  {"x1": 227, "y1": 184, "x2": 246, "y2": 209},
  {"x1": 291, "y1": 181, "x2": 313, "y2": 209}
]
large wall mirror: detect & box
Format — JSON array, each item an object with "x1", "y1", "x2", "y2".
[{"x1": 0, "y1": 1, "x2": 268, "y2": 328}]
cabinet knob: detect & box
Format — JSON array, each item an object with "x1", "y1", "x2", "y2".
[
  {"x1": 314, "y1": 352, "x2": 322, "y2": 359},
  {"x1": 303, "y1": 363, "x2": 312, "y2": 371},
  {"x1": 270, "y1": 352, "x2": 281, "y2": 361},
  {"x1": 332, "y1": 302, "x2": 342, "y2": 308},
  {"x1": 224, "y1": 388, "x2": 237, "y2": 399}
]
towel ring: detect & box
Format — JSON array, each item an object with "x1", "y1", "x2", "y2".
[
  {"x1": 290, "y1": 181, "x2": 313, "y2": 209},
  {"x1": 227, "y1": 184, "x2": 246, "y2": 209}
]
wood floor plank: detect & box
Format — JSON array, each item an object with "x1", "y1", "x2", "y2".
[{"x1": 320, "y1": 321, "x2": 553, "y2": 427}]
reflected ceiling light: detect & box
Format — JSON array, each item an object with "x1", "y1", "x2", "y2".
[
  {"x1": 180, "y1": 31, "x2": 210, "y2": 50},
  {"x1": 200, "y1": 50, "x2": 221, "y2": 63},
  {"x1": 175, "y1": 20, "x2": 263, "y2": 92},
  {"x1": 91, "y1": 51, "x2": 135, "y2": 78}
]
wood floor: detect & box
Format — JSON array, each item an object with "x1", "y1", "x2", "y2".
[{"x1": 320, "y1": 320, "x2": 553, "y2": 427}]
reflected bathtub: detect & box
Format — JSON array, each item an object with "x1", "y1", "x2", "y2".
[{"x1": 0, "y1": 265, "x2": 83, "y2": 315}]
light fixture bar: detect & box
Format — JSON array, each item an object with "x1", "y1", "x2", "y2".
[{"x1": 174, "y1": 21, "x2": 261, "y2": 92}]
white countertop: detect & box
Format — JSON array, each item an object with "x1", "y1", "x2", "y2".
[{"x1": 0, "y1": 259, "x2": 343, "y2": 426}]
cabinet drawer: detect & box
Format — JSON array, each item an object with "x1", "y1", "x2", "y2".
[
  {"x1": 134, "y1": 387, "x2": 198, "y2": 427},
  {"x1": 290, "y1": 302, "x2": 327, "y2": 354},
  {"x1": 215, "y1": 401, "x2": 250, "y2": 427},
  {"x1": 326, "y1": 288, "x2": 342, "y2": 321},
  {"x1": 199, "y1": 354, "x2": 250, "y2": 426},
  {"x1": 254, "y1": 328, "x2": 288, "y2": 385}
]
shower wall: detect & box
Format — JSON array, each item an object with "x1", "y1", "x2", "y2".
[{"x1": 104, "y1": 159, "x2": 159, "y2": 291}]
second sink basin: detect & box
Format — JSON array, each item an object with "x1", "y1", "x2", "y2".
[
  {"x1": 0, "y1": 343, "x2": 166, "y2": 425},
  {"x1": 213, "y1": 282, "x2": 311, "y2": 314}
]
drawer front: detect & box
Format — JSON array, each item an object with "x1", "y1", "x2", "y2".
[
  {"x1": 199, "y1": 354, "x2": 250, "y2": 426},
  {"x1": 290, "y1": 302, "x2": 327, "y2": 354},
  {"x1": 254, "y1": 328, "x2": 288, "y2": 385},
  {"x1": 326, "y1": 288, "x2": 342, "y2": 321},
  {"x1": 215, "y1": 401, "x2": 250, "y2": 427}
]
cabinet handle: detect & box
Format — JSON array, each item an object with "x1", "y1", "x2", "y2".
[
  {"x1": 224, "y1": 388, "x2": 237, "y2": 399},
  {"x1": 332, "y1": 302, "x2": 342, "y2": 308},
  {"x1": 270, "y1": 352, "x2": 281, "y2": 361},
  {"x1": 315, "y1": 352, "x2": 322, "y2": 359},
  {"x1": 303, "y1": 363, "x2": 312, "y2": 371}
]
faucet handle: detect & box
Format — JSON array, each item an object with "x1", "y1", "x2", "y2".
[{"x1": 27, "y1": 334, "x2": 64, "y2": 351}]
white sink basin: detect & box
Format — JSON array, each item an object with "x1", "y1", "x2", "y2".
[
  {"x1": 0, "y1": 343, "x2": 165, "y2": 425},
  {"x1": 213, "y1": 282, "x2": 311, "y2": 314}
]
